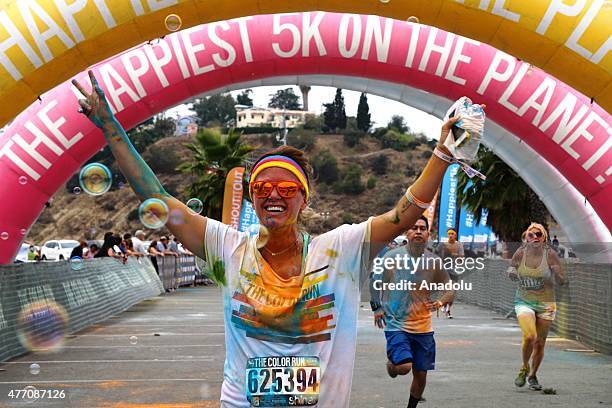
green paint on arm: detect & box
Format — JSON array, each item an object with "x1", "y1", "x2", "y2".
[
  {"x1": 385, "y1": 208, "x2": 401, "y2": 225},
  {"x1": 102, "y1": 120, "x2": 169, "y2": 200}
]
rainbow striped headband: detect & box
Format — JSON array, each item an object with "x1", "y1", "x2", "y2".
[{"x1": 249, "y1": 155, "x2": 309, "y2": 200}]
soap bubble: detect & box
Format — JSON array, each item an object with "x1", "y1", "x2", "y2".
[
  {"x1": 407, "y1": 16, "x2": 420, "y2": 23},
  {"x1": 70, "y1": 256, "x2": 83, "y2": 271},
  {"x1": 19, "y1": 176, "x2": 28, "y2": 185},
  {"x1": 138, "y1": 198, "x2": 169, "y2": 229},
  {"x1": 164, "y1": 14, "x2": 182, "y2": 32},
  {"x1": 79, "y1": 163, "x2": 112, "y2": 196},
  {"x1": 73, "y1": 186, "x2": 81, "y2": 195},
  {"x1": 186, "y1": 198, "x2": 203, "y2": 215},
  {"x1": 16, "y1": 301, "x2": 68, "y2": 352},
  {"x1": 29, "y1": 363, "x2": 40, "y2": 375},
  {"x1": 129, "y1": 336, "x2": 138, "y2": 345},
  {"x1": 1, "y1": 232, "x2": 8, "y2": 240}
]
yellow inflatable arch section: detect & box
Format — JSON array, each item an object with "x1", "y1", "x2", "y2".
[{"x1": 0, "y1": 0, "x2": 610, "y2": 126}]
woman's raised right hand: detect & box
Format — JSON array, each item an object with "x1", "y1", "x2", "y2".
[{"x1": 72, "y1": 70, "x2": 115, "y2": 129}]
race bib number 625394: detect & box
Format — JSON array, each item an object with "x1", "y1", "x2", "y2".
[{"x1": 246, "y1": 356, "x2": 320, "y2": 407}]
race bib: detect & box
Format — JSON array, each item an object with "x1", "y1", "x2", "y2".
[
  {"x1": 246, "y1": 356, "x2": 320, "y2": 407},
  {"x1": 519, "y1": 276, "x2": 544, "y2": 291}
]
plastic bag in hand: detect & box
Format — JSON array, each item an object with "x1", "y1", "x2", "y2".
[{"x1": 443, "y1": 97, "x2": 485, "y2": 163}]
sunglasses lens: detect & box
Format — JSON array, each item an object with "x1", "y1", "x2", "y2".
[
  {"x1": 252, "y1": 181, "x2": 302, "y2": 199},
  {"x1": 277, "y1": 182, "x2": 298, "y2": 198},
  {"x1": 535, "y1": 232, "x2": 543, "y2": 237},
  {"x1": 252, "y1": 182, "x2": 272, "y2": 198}
]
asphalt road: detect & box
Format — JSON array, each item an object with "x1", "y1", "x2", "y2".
[{"x1": 0, "y1": 287, "x2": 610, "y2": 408}]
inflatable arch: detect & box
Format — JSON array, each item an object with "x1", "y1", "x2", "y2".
[
  {"x1": 0, "y1": 0, "x2": 611, "y2": 128},
  {"x1": 0, "y1": 13, "x2": 610, "y2": 263}
]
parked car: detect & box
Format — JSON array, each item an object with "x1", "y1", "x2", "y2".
[{"x1": 40, "y1": 240, "x2": 80, "y2": 261}]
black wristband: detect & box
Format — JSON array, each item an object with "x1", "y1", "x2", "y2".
[{"x1": 370, "y1": 301, "x2": 382, "y2": 312}]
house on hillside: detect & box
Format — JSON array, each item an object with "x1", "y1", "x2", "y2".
[{"x1": 236, "y1": 107, "x2": 314, "y2": 128}]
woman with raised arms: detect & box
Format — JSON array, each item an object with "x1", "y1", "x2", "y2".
[{"x1": 73, "y1": 70, "x2": 463, "y2": 407}]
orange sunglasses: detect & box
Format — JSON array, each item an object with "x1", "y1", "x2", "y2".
[{"x1": 250, "y1": 180, "x2": 304, "y2": 199}]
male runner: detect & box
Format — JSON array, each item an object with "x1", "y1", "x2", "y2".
[
  {"x1": 437, "y1": 229, "x2": 464, "y2": 318},
  {"x1": 370, "y1": 216, "x2": 454, "y2": 408}
]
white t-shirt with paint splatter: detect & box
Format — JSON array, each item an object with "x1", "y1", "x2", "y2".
[{"x1": 204, "y1": 218, "x2": 371, "y2": 407}]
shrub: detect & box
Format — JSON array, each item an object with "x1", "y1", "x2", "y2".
[
  {"x1": 416, "y1": 133, "x2": 429, "y2": 144},
  {"x1": 342, "y1": 130, "x2": 364, "y2": 147},
  {"x1": 421, "y1": 150, "x2": 432, "y2": 159},
  {"x1": 229, "y1": 126, "x2": 279, "y2": 135},
  {"x1": 287, "y1": 128, "x2": 316, "y2": 151},
  {"x1": 371, "y1": 155, "x2": 389, "y2": 175},
  {"x1": 146, "y1": 144, "x2": 180, "y2": 174},
  {"x1": 407, "y1": 140, "x2": 421, "y2": 149},
  {"x1": 311, "y1": 150, "x2": 339, "y2": 184},
  {"x1": 127, "y1": 208, "x2": 139, "y2": 222},
  {"x1": 336, "y1": 163, "x2": 365, "y2": 195},
  {"x1": 372, "y1": 127, "x2": 387, "y2": 140},
  {"x1": 381, "y1": 130, "x2": 416, "y2": 151},
  {"x1": 341, "y1": 212, "x2": 354, "y2": 224},
  {"x1": 387, "y1": 115, "x2": 409, "y2": 133},
  {"x1": 303, "y1": 114, "x2": 324, "y2": 131},
  {"x1": 367, "y1": 176, "x2": 376, "y2": 189}
]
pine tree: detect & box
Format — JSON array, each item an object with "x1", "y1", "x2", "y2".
[
  {"x1": 323, "y1": 89, "x2": 347, "y2": 132},
  {"x1": 356, "y1": 93, "x2": 371, "y2": 132},
  {"x1": 323, "y1": 102, "x2": 335, "y2": 133},
  {"x1": 335, "y1": 89, "x2": 347, "y2": 130}
]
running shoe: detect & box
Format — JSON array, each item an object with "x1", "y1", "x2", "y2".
[
  {"x1": 514, "y1": 366, "x2": 529, "y2": 387},
  {"x1": 528, "y1": 376, "x2": 543, "y2": 391}
]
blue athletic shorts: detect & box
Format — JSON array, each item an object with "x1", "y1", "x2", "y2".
[{"x1": 384, "y1": 331, "x2": 436, "y2": 371}]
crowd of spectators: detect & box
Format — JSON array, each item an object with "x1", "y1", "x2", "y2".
[{"x1": 86, "y1": 230, "x2": 193, "y2": 265}]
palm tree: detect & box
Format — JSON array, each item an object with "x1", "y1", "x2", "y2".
[
  {"x1": 456, "y1": 147, "x2": 550, "y2": 244},
  {"x1": 178, "y1": 128, "x2": 255, "y2": 221}
]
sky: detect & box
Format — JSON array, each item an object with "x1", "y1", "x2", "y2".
[{"x1": 166, "y1": 85, "x2": 443, "y2": 140}]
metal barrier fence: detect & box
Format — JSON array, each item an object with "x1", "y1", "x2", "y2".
[
  {"x1": 153, "y1": 255, "x2": 202, "y2": 291},
  {"x1": 0, "y1": 257, "x2": 163, "y2": 362},
  {"x1": 455, "y1": 259, "x2": 612, "y2": 355}
]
